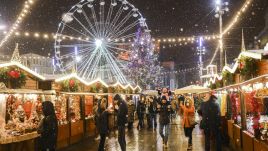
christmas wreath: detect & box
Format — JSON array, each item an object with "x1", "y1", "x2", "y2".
[
  {"x1": 61, "y1": 79, "x2": 79, "y2": 92},
  {"x1": 239, "y1": 56, "x2": 258, "y2": 80},
  {"x1": 222, "y1": 71, "x2": 234, "y2": 86},
  {"x1": 0, "y1": 68, "x2": 26, "y2": 88}
]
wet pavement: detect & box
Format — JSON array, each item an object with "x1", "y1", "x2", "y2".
[{"x1": 62, "y1": 116, "x2": 231, "y2": 151}]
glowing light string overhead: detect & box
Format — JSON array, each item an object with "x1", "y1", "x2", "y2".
[
  {"x1": 0, "y1": 0, "x2": 37, "y2": 48},
  {"x1": 208, "y1": 0, "x2": 253, "y2": 66},
  {"x1": 222, "y1": 0, "x2": 252, "y2": 36}
]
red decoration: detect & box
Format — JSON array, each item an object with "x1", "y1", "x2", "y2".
[
  {"x1": 231, "y1": 93, "x2": 239, "y2": 123},
  {"x1": 251, "y1": 91, "x2": 260, "y2": 131},
  {"x1": 8, "y1": 70, "x2": 20, "y2": 79},
  {"x1": 69, "y1": 79, "x2": 75, "y2": 87}
]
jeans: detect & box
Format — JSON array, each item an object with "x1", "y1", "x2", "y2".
[
  {"x1": 98, "y1": 133, "x2": 106, "y2": 151},
  {"x1": 184, "y1": 127, "x2": 193, "y2": 145},
  {"x1": 118, "y1": 126, "x2": 126, "y2": 151},
  {"x1": 159, "y1": 124, "x2": 170, "y2": 143},
  {"x1": 151, "y1": 114, "x2": 157, "y2": 128},
  {"x1": 146, "y1": 114, "x2": 151, "y2": 128},
  {"x1": 138, "y1": 114, "x2": 144, "y2": 128},
  {"x1": 204, "y1": 128, "x2": 222, "y2": 151}
]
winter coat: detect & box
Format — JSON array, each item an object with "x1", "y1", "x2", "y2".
[
  {"x1": 116, "y1": 100, "x2": 128, "y2": 126},
  {"x1": 127, "y1": 100, "x2": 135, "y2": 123},
  {"x1": 98, "y1": 109, "x2": 109, "y2": 134},
  {"x1": 137, "y1": 102, "x2": 146, "y2": 118},
  {"x1": 202, "y1": 96, "x2": 221, "y2": 130},
  {"x1": 180, "y1": 105, "x2": 195, "y2": 128},
  {"x1": 158, "y1": 102, "x2": 171, "y2": 125},
  {"x1": 38, "y1": 101, "x2": 58, "y2": 150},
  {"x1": 148, "y1": 100, "x2": 157, "y2": 114}
]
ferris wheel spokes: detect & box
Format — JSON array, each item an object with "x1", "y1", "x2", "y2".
[{"x1": 72, "y1": 15, "x2": 96, "y2": 38}]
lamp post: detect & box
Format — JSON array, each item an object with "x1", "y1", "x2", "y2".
[
  {"x1": 197, "y1": 37, "x2": 205, "y2": 84},
  {"x1": 215, "y1": 0, "x2": 229, "y2": 71}
]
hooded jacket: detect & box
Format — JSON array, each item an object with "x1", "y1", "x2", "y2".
[
  {"x1": 114, "y1": 94, "x2": 128, "y2": 126},
  {"x1": 202, "y1": 95, "x2": 221, "y2": 130},
  {"x1": 38, "y1": 101, "x2": 58, "y2": 150}
]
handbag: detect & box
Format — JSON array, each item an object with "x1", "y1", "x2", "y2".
[{"x1": 188, "y1": 114, "x2": 197, "y2": 127}]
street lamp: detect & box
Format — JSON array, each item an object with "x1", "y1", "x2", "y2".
[
  {"x1": 215, "y1": 0, "x2": 229, "y2": 71},
  {"x1": 0, "y1": 24, "x2": 5, "y2": 30},
  {"x1": 197, "y1": 37, "x2": 206, "y2": 83}
]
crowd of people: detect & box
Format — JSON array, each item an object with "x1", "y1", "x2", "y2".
[{"x1": 36, "y1": 88, "x2": 223, "y2": 151}]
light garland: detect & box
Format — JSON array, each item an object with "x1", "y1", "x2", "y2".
[
  {"x1": 0, "y1": 61, "x2": 46, "y2": 80},
  {"x1": 55, "y1": 73, "x2": 141, "y2": 91},
  {"x1": 0, "y1": 0, "x2": 37, "y2": 48},
  {"x1": 208, "y1": 0, "x2": 253, "y2": 67},
  {"x1": 1, "y1": 30, "x2": 218, "y2": 45},
  {"x1": 207, "y1": 50, "x2": 262, "y2": 84},
  {"x1": 222, "y1": 0, "x2": 252, "y2": 36}
]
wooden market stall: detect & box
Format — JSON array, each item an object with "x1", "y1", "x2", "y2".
[{"x1": 0, "y1": 61, "x2": 54, "y2": 151}]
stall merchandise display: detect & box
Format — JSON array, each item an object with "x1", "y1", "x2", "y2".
[
  {"x1": 84, "y1": 95, "x2": 94, "y2": 120},
  {"x1": 69, "y1": 95, "x2": 81, "y2": 122},
  {"x1": 0, "y1": 93, "x2": 42, "y2": 142},
  {"x1": 53, "y1": 95, "x2": 68, "y2": 125},
  {"x1": 230, "y1": 93, "x2": 241, "y2": 125},
  {"x1": 245, "y1": 89, "x2": 268, "y2": 140}
]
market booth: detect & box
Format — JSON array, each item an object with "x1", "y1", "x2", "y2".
[
  {"x1": 205, "y1": 48, "x2": 268, "y2": 151},
  {"x1": 52, "y1": 74, "x2": 142, "y2": 149},
  {"x1": 0, "y1": 61, "x2": 53, "y2": 151}
]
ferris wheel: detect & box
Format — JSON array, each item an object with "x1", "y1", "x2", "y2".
[{"x1": 54, "y1": 0, "x2": 150, "y2": 85}]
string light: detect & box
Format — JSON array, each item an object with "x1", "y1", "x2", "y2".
[
  {"x1": 222, "y1": 0, "x2": 252, "y2": 36},
  {"x1": 0, "y1": 0, "x2": 37, "y2": 48},
  {"x1": 1, "y1": 29, "x2": 218, "y2": 45},
  {"x1": 208, "y1": 0, "x2": 253, "y2": 67}
]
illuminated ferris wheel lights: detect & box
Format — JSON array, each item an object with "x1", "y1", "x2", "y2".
[{"x1": 95, "y1": 39, "x2": 103, "y2": 47}]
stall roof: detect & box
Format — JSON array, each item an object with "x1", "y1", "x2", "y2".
[
  {"x1": 175, "y1": 85, "x2": 210, "y2": 94},
  {"x1": 142, "y1": 90, "x2": 158, "y2": 96},
  {"x1": 0, "y1": 89, "x2": 44, "y2": 94},
  {"x1": 0, "y1": 61, "x2": 46, "y2": 81}
]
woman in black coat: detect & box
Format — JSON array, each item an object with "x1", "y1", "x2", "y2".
[
  {"x1": 38, "y1": 101, "x2": 58, "y2": 151},
  {"x1": 98, "y1": 99, "x2": 109, "y2": 151},
  {"x1": 137, "y1": 97, "x2": 146, "y2": 129}
]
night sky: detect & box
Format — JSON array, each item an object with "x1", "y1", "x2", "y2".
[{"x1": 0, "y1": 0, "x2": 267, "y2": 85}]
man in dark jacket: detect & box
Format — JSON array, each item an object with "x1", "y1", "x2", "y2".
[
  {"x1": 202, "y1": 94, "x2": 222, "y2": 151},
  {"x1": 98, "y1": 99, "x2": 109, "y2": 151},
  {"x1": 114, "y1": 94, "x2": 128, "y2": 151},
  {"x1": 137, "y1": 97, "x2": 146, "y2": 129},
  {"x1": 38, "y1": 101, "x2": 58, "y2": 151},
  {"x1": 157, "y1": 96, "x2": 171, "y2": 148},
  {"x1": 149, "y1": 97, "x2": 158, "y2": 129}
]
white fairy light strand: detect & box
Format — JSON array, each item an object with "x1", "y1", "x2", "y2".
[
  {"x1": 208, "y1": 0, "x2": 253, "y2": 66},
  {"x1": 3, "y1": 30, "x2": 219, "y2": 45},
  {"x1": 222, "y1": 0, "x2": 252, "y2": 36},
  {"x1": 0, "y1": 0, "x2": 37, "y2": 48}
]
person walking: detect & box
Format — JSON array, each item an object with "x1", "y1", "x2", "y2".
[
  {"x1": 202, "y1": 94, "x2": 222, "y2": 151},
  {"x1": 145, "y1": 98, "x2": 152, "y2": 129},
  {"x1": 93, "y1": 98, "x2": 102, "y2": 140},
  {"x1": 137, "y1": 96, "x2": 146, "y2": 130},
  {"x1": 180, "y1": 97, "x2": 195, "y2": 150},
  {"x1": 114, "y1": 94, "x2": 128, "y2": 151},
  {"x1": 157, "y1": 96, "x2": 172, "y2": 148},
  {"x1": 127, "y1": 97, "x2": 135, "y2": 129},
  {"x1": 37, "y1": 101, "x2": 58, "y2": 151},
  {"x1": 98, "y1": 99, "x2": 109, "y2": 151},
  {"x1": 148, "y1": 97, "x2": 157, "y2": 129}
]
